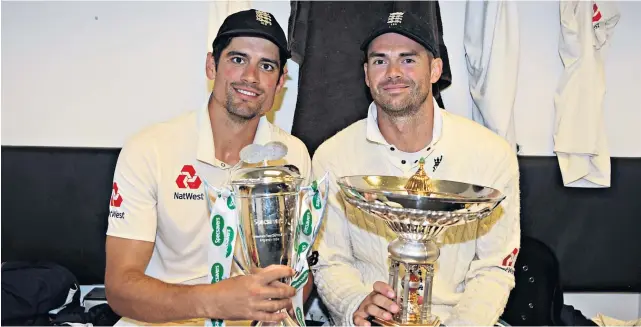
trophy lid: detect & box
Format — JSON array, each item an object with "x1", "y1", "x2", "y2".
[
  {"x1": 232, "y1": 141, "x2": 303, "y2": 186},
  {"x1": 231, "y1": 164, "x2": 303, "y2": 186}
]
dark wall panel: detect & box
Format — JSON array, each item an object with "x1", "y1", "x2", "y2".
[
  {"x1": 1, "y1": 146, "x2": 120, "y2": 285},
  {"x1": 519, "y1": 157, "x2": 641, "y2": 292}
]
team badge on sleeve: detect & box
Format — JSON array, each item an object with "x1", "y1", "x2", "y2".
[
  {"x1": 109, "y1": 182, "x2": 125, "y2": 219},
  {"x1": 500, "y1": 248, "x2": 519, "y2": 274}
]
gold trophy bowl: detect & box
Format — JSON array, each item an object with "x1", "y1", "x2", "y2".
[{"x1": 337, "y1": 159, "x2": 505, "y2": 326}]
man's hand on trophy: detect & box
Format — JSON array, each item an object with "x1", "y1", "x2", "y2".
[
  {"x1": 353, "y1": 281, "x2": 399, "y2": 326},
  {"x1": 207, "y1": 265, "x2": 296, "y2": 322}
]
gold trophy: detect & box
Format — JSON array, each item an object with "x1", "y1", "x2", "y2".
[{"x1": 337, "y1": 158, "x2": 505, "y2": 326}]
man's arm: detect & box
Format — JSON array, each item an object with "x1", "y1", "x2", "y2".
[
  {"x1": 106, "y1": 236, "x2": 297, "y2": 323},
  {"x1": 310, "y1": 154, "x2": 371, "y2": 326},
  {"x1": 105, "y1": 236, "x2": 210, "y2": 322},
  {"x1": 444, "y1": 151, "x2": 521, "y2": 326}
]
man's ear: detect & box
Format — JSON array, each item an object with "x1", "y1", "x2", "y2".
[
  {"x1": 364, "y1": 62, "x2": 370, "y2": 88},
  {"x1": 430, "y1": 57, "x2": 443, "y2": 84},
  {"x1": 276, "y1": 65, "x2": 288, "y2": 92},
  {"x1": 205, "y1": 52, "x2": 217, "y2": 81}
]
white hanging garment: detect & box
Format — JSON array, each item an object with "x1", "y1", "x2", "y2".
[
  {"x1": 464, "y1": 0, "x2": 520, "y2": 153},
  {"x1": 554, "y1": 1, "x2": 620, "y2": 188}
]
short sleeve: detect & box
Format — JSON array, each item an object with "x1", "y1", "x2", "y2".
[{"x1": 106, "y1": 135, "x2": 159, "y2": 242}]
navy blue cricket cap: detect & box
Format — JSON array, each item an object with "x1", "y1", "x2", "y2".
[
  {"x1": 212, "y1": 9, "x2": 291, "y2": 60},
  {"x1": 361, "y1": 11, "x2": 438, "y2": 57}
]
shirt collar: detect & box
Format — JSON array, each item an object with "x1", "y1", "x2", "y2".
[
  {"x1": 197, "y1": 100, "x2": 273, "y2": 168},
  {"x1": 365, "y1": 97, "x2": 443, "y2": 147}
]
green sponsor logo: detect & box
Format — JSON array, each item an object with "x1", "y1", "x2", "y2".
[
  {"x1": 312, "y1": 193, "x2": 321, "y2": 210},
  {"x1": 293, "y1": 224, "x2": 300, "y2": 253},
  {"x1": 296, "y1": 307, "x2": 305, "y2": 326},
  {"x1": 212, "y1": 215, "x2": 225, "y2": 246},
  {"x1": 302, "y1": 210, "x2": 312, "y2": 236},
  {"x1": 211, "y1": 263, "x2": 224, "y2": 283},
  {"x1": 211, "y1": 319, "x2": 224, "y2": 327},
  {"x1": 298, "y1": 242, "x2": 309, "y2": 255},
  {"x1": 211, "y1": 214, "x2": 222, "y2": 229},
  {"x1": 225, "y1": 226, "x2": 235, "y2": 258},
  {"x1": 291, "y1": 269, "x2": 309, "y2": 290},
  {"x1": 227, "y1": 197, "x2": 235, "y2": 210},
  {"x1": 311, "y1": 180, "x2": 318, "y2": 192}
]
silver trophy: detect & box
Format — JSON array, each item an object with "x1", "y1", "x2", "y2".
[
  {"x1": 337, "y1": 159, "x2": 505, "y2": 326},
  {"x1": 229, "y1": 143, "x2": 325, "y2": 327}
]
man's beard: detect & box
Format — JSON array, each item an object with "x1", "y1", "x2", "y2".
[
  {"x1": 375, "y1": 79, "x2": 429, "y2": 118},
  {"x1": 224, "y1": 83, "x2": 265, "y2": 123}
]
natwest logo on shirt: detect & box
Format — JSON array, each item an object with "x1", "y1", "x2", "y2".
[
  {"x1": 109, "y1": 182, "x2": 125, "y2": 219},
  {"x1": 176, "y1": 165, "x2": 202, "y2": 189},
  {"x1": 500, "y1": 247, "x2": 519, "y2": 274},
  {"x1": 174, "y1": 165, "x2": 204, "y2": 201}
]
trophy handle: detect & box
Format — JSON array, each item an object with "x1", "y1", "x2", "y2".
[
  {"x1": 291, "y1": 174, "x2": 330, "y2": 276},
  {"x1": 306, "y1": 174, "x2": 330, "y2": 249},
  {"x1": 234, "y1": 217, "x2": 254, "y2": 276},
  {"x1": 204, "y1": 180, "x2": 251, "y2": 276},
  {"x1": 232, "y1": 256, "x2": 249, "y2": 275}
]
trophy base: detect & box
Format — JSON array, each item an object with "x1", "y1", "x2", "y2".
[
  {"x1": 252, "y1": 314, "x2": 299, "y2": 327},
  {"x1": 372, "y1": 317, "x2": 441, "y2": 327}
]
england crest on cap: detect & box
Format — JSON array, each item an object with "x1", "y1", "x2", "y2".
[
  {"x1": 387, "y1": 12, "x2": 404, "y2": 26},
  {"x1": 255, "y1": 10, "x2": 272, "y2": 26}
]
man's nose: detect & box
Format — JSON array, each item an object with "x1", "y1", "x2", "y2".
[
  {"x1": 385, "y1": 62, "x2": 402, "y2": 80},
  {"x1": 241, "y1": 64, "x2": 259, "y2": 84}
]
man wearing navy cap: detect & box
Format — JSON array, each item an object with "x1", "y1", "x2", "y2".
[
  {"x1": 105, "y1": 9, "x2": 312, "y2": 324},
  {"x1": 311, "y1": 11, "x2": 520, "y2": 326}
]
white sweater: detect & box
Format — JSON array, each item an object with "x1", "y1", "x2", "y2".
[
  {"x1": 310, "y1": 101, "x2": 521, "y2": 326},
  {"x1": 553, "y1": 1, "x2": 620, "y2": 188}
]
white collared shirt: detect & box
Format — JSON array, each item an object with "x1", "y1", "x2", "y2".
[
  {"x1": 311, "y1": 99, "x2": 521, "y2": 326},
  {"x1": 364, "y1": 98, "x2": 444, "y2": 175},
  {"x1": 107, "y1": 101, "x2": 311, "y2": 285}
]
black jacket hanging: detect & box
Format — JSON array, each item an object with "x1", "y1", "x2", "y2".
[{"x1": 288, "y1": 1, "x2": 452, "y2": 156}]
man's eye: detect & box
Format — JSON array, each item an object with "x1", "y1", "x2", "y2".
[
  {"x1": 372, "y1": 59, "x2": 385, "y2": 65},
  {"x1": 403, "y1": 58, "x2": 415, "y2": 64},
  {"x1": 231, "y1": 57, "x2": 245, "y2": 64},
  {"x1": 261, "y1": 63, "x2": 275, "y2": 71}
]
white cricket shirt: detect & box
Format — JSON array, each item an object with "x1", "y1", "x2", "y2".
[
  {"x1": 311, "y1": 99, "x2": 521, "y2": 326},
  {"x1": 554, "y1": 1, "x2": 620, "y2": 188},
  {"x1": 107, "y1": 101, "x2": 311, "y2": 285}
]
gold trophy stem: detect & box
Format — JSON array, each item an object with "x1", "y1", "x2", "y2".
[{"x1": 375, "y1": 238, "x2": 442, "y2": 327}]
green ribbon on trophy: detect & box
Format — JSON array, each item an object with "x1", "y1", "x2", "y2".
[
  {"x1": 200, "y1": 142, "x2": 330, "y2": 327},
  {"x1": 203, "y1": 180, "x2": 237, "y2": 327},
  {"x1": 289, "y1": 174, "x2": 329, "y2": 327}
]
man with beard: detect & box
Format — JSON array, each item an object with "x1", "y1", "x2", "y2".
[
  {"x1": 311, "y1": 11, "x2": 520, "y2": 327},
  {"x1": 104, "y1": 9, "x2": 313, "y2": 325}
]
